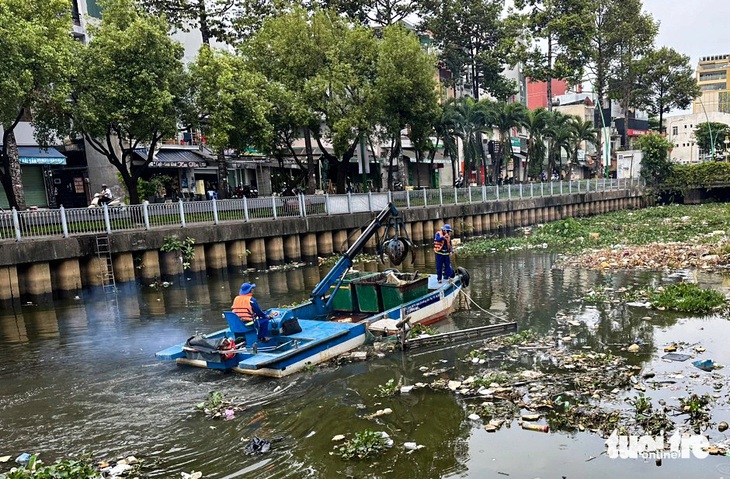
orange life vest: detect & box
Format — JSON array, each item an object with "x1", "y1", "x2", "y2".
[
  {"x1": 232, "y1": 294, "x2": 254, "y2": 322},
  {"x1": 434, "y1": 232, "x2": 451, "y2": 254}
]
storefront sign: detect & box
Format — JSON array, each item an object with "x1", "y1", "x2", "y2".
[
  {"x1": 627, "y1": 129, "x2": 649, "y2": 137},
  {"x1": 150, "y1": 160, "x2": 206, "y2": 168}
]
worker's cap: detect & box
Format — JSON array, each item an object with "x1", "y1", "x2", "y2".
[
  {"x1": 239, "y1": 282, "x2": 256, "y2": 295},
  {"x1": 102, "y1": 184, "x2": 107, "y2": 187},
  {"x1": 442, "y1": 224, "x2": 452, "y2": 232}
]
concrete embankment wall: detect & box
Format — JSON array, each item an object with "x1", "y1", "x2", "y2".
[{"x1": 0, "y1": 189, "x2": 645, "y2": 301}]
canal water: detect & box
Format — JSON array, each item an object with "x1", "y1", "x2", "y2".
[{"x1": 2, "y1": 250, "x2": 730, "y2": 479}]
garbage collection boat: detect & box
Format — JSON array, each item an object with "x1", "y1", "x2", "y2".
[{"x1": 155, "y1": 203, "x2": 469, "y2": 377}]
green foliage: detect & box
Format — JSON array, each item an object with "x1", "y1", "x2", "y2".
[
  {"x1": 513, "y1": 0, "x2": 595, "y2": 94},
  {"x1": 375, "y1": 378, "x2": 399, "y2": 397},
  {"x1": 137, "y1": 175, "x2": 172, "y2": 200},
  {"x1": 459, "y1": 203, "x2": 730, "y2": 255},
  {"x1": 410, "y1": 323, "x2": 438, "y2": 336},
  {"x1": 664, "y1": 162, "x2": 730, "y2": 190},
  {"x1": 502, "y1": 329, "x2": 538, "y2": 345},
  {"x1": 0, "y1": 0, "x2": 79, "y2": 209},
  {"x1": 421, "y1": 0, "x2": 518, "y2": 100},
  {"x1": 160, "y1": 236, "x2": 196, "y2": 269},
  {"x1": 1, "y1": 454, "x2": 100, "y2": 479},
  {"x1": 636, "y1": 132, "x2": 674, "y2": 186},
  {"x1": 335, "y1": 430, "x2": 390, "y2": 460},
  {"x1": 196, "y1": 391, "x2": 224, "y2": 411},
  {"x1": 678, "y1": 394, "x2": 713, "y2": 433},
  {"x1": 693, "y1": 122, "x2": 730, "y2": 157},
  {"x1": 638, "y1": 47, "x2": 699, "y2": 131},
  {"x1": 71, "y1": 0, "x2": 187, "y2": 204},
  {"x1": 628, "y1": 393, "x2": 652, "y2": 416},
  {"x1": 647, "y1": 282, "x2": 726, "y2": 314}
]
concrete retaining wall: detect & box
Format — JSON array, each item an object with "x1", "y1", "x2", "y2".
[{"x1": 0, "y1": 189, "x2": 646, "y2": 301}]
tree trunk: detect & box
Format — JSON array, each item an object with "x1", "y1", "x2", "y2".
[
  {"x1": 118, "y1": 157, "x2": 140, "y2": 205},
  {"x1": 546, "y1": 35, "x2": 553, "y2": 112},
  {"x1": 216, "y1": 148, "x2": 228, "y2": 199},
  {"x1": 2, "y1": 128, "x2": 25, "y2": 210},
  {"x1": 197, "y1": 0, "x2": 211, "y2": 45}
]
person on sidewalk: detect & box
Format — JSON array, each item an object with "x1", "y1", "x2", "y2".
[
  {"x1": 231, "y1": 282, "x2": 271, "y2": 342},
  {"x1": 434, "y1": 224, "x2": 453, "y2": 283}
]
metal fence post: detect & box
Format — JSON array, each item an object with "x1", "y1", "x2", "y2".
[
  {"x1": 530, "y1": 183, "x2": 533, "y2": 198},
  {"x1": 347, "y1": 192, "x2": 352, "y2": 214},
  {"x1": 325, "y1": 193, "x2": 330, "y2": 214},
  {"x1": 388, "y1": 190, "x2": 392, "y2": 205},
  {"x1": 439, "y1": 188, "x2": 443, "y2": 206},
  {"x1": 60, "y1": 205, "x2": 69, "y2": 238},
  {"x1": 271, "y1": 196, "x2": 277, "y2": 220},
  {"x1": 496, "y1": 185, "x2": 500, "y2": 200},
  {"x1": 368, "y1": 191, "x2": 373, "y2": 212},
  {"x1": 541, "y1": 182, "x2": 544, "y2": 197},
  {"x1": 143, "y1": 201, "x2": 150, "y2": 230},
  {"x1": 560, "y1": 181, "x2": 563, "y2": 195},
  {"x1": 468, "y1": 186, "x2": 472, "y2": 203},
  {"x1": 212, "y1": 198, "x2": 219, "y2": 224},
  {"x1": 179, "y1": 199, "x2": 186, "y2": 227},
  {"x1": 243, "y1": 197, "x2": 249, "y2": 222},
  {"x1": 520, "y1": 183, "x2": 523, "y2": 198},
  {"x1": 103, "y1": 203, "x2": 112, "y2": 234},
  {"x1": 300, "y1": 194, "x2": 306, "y2": 217},
  {"x1": 587, "y1": 179, "x2": 591, "y2": 192},
  {"x1": 11, "y1": 208, "x2": 20, "y2": 241},
  {"x1": 423, "y1": 188, "x2": 427, "y2": 207},
  {"x1": 454, "y1": 187, "x2": 458, "y2": 205},
  {"x1": 11, "y1": 208, "x2": 21, "y2": 241},
  {"x1": 406, "y1": 190, "x2": 411, "y2": 209},
  {"x1": 508, "y1": 185, "x2": 511, "y2": 200},
  {"x1": 550, "y1": 182, "x2": 554, "y2": 196},
  {"x1": 482, "y1": 185, "x2": 486, "y2": 201}
]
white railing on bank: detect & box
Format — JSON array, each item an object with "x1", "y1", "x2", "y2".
[{"x1": 0, "y1": 178, "x2": 635, "y2": 241}]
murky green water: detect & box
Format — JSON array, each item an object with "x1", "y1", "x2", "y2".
[{"x1": 2, "y1": 250, "x2": 730, "y2": 478}]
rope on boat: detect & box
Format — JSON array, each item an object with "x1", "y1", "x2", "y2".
[{"x1": 458, "y1": 288, "x2": 510, "y2": 324}]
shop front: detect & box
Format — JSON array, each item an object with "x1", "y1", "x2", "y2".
[{"x1": 0, "y1": 146, "x2": 69, "y2": 209}]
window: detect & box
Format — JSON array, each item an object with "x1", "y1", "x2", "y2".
[{"x1": 672, "y1": 126, "x2": 678, "y2": 136}]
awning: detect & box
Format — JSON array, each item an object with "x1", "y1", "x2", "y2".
[
  {"x1": 135, "y1": 148, "x2": 209, "y2": 168},
  {"x1": 17, "y1": 146, "x2": 67, "y2": 165}
]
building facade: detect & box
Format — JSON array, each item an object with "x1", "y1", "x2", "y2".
[
  {"x1": 665, "y1": 112, "x2": 730, "y2": 164},
  {"x1": 693, "y1": 54, "x2": 730, "y2": 115}
]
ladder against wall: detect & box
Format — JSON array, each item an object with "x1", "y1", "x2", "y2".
[{"x1": 95, "y1": 235, "x2": 116, "y2": 293}]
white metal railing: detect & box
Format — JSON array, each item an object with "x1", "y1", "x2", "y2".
[{"x1": 0, "y1": 178, "x2": 637, "y2": 241}]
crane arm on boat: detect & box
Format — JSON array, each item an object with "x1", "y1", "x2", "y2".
[{"x1": 308, "y1": 202, "x2": 414, "y2": 316}]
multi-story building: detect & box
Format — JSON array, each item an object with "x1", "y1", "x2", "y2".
[
  {"x1": 693, "y1": 54, "x2": 730, "y2": 114},
  {"x1": 665, "y1": 112, "x2": 730, "y2": 164}
]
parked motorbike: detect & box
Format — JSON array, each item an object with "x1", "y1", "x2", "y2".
[
  {"x1": 392, "y1": 180, "x2": 405, "y2": 191},
  {"x1": 454, "y1": 176, "x2": 465, "y2": 188}
]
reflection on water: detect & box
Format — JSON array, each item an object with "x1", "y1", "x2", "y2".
[{"x1": 1, "y1": 250, "x2": 729, "y2": 478}]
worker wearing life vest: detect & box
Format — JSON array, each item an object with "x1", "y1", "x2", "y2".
[
  {"x1": 434, "y1": 224, "x2": 453, "y2": 283},
  {"x1": 232, "y1": 282, "x2": 271, "y2": 342}
]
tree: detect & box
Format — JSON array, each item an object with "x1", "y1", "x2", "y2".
[
  {"x1": 71, "y1": 0, "x2": 187, "y2": 205},
  {"x1": 567, "y1": 117, "x2": 597, "y2": 176},
  {"x1": 375, "y1": 25, "x2": 439, "y2": 190},
  {"x1": 421, "y1": 0, "x2": 517, "y2": 100},
  {"x1": 189, "y1": 47, "x2": 272, "y2": 199},
  {"x1": 0, "y1": 0, "x2": 78, "y2": 210},
  {"x1": 431, "y1": 100, "x2": 461, "y2": 187},
  {"x1": 636, "y1": 132, "x2": 673, "y2": 186},
  {"x1": 450, "y1": 98, "x2": 489, "y2": 185},
  {"x1": 693, "y1": 122, "x2": 730, "y2": 159},
  {"x1": 544, "y1": 110, "x2": 572, "y2": 175},
  {"x1": 521, "y1": 107, "x2": 549, "y2": 180},
  {"x1": 607, "y1": 0, "x2": 657, "y2": 148},
  {"x1": 486, "y1": 101, "x2": 527, "y2": 183},
  {"x1": 639, "y1": 47, "x2": 700, "y2": 133},
  {"x1": 513, "y1": 0, "x2": 594, "y2": 111},
  {"x1": 138, "y1": 0, "x2": 241, "y2": 44}
]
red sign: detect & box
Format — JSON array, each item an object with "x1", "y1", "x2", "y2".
[{"x1": 627, "y1": 129, "x2": 649, "y2": 137}]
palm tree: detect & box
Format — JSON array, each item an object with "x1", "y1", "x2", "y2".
[
  {"x1": 451, "y1": 97, "x2": 489, "y2": 185},
  {"x1": 567, "y1": 117, "x2": 598, "y2": 178},
  {"x1": 431, "y1": 100, "x2": 461, "y2": 186},
  {"x1": 545, "y1": 111, "x2": 572, "y2": 177},
  {"x1": 521, "y1": 107, "x2": 550, "y2": 181},
  {"x1": 486, "y1": 101, "x2": 527, "y2": 183}
]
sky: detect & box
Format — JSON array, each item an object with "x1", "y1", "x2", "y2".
[{"x1": 643, "y1": 0, "x2": 730, "y2": 68}]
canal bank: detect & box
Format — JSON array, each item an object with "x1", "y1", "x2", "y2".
[{"x1": 0, "y1": 187, "x2": 645, "y2": 301}]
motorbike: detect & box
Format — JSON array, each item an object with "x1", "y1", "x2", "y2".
[
  {"x1": 454, "y1": 176, "x2": 465, "y2": 188},
  {"x1": 88, "y1": 193, "x2": 126, "y2": 215}
]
